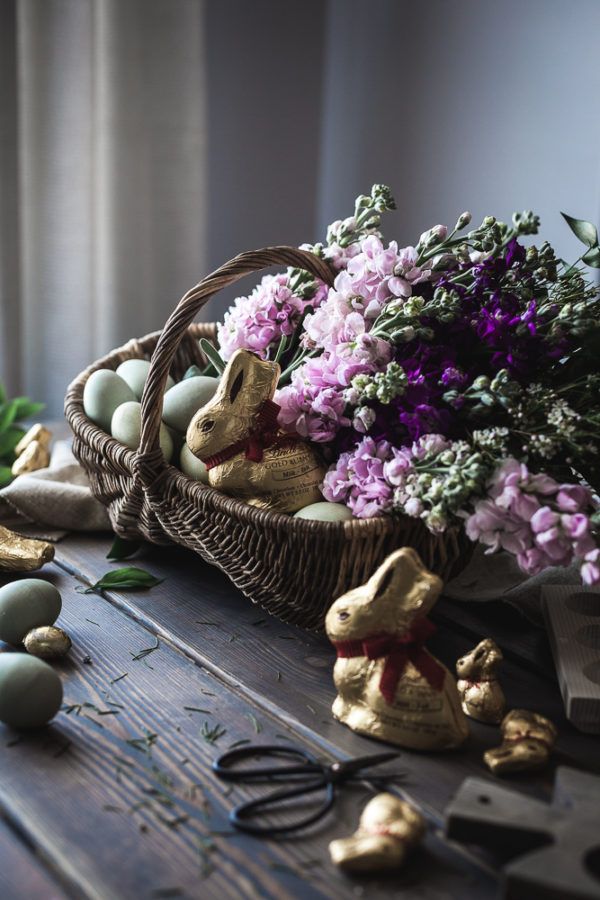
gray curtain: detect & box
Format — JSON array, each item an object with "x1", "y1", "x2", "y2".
[
  {"x1": 2, "y1": 0, "x2": 600, "y2": 417},
  {"x1": 1, "y1": 0, "x2": 207, "y2": 416}
]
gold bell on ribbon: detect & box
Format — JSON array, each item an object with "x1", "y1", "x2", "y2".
[
  {"x1": 484, "y1": 709, "x2": 557, "y2": 774},
  {"x1": 186, "y1": 349, "x2": 325, "y2": 514},
  {"x1": 325, "y1": 547, "x2": 469, "y2": 751},
  {"x1": 329, "y1": 792, "x2": 425, "y2": 873}
]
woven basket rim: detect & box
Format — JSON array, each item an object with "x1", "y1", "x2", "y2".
[{"x1": 65, "y1": 325, "x2": 416, "y2": 540}]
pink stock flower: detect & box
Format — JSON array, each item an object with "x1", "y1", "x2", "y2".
[
  {"x1": 465, "y1": 458, "x2": 600, "y2": 585},
  {"x1": 322, "y1": 437, "x2": 394, "y2": 518},
  {"x1": 217, "y1": 273, "x2": 308, "y2": 361}
]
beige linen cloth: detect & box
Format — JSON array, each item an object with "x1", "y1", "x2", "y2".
[{"x1": 0, "y1": 440, "x2": 111, "y2": 540}]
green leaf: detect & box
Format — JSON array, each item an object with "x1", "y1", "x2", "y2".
[
  {"x1": 81, "y1": 567, "x2": 163, "y2": 594},
  {"x1": 0, "y1": 401, "x2": 19, "y2": 435},
  {"x1": 0, "y1": 466, "x2": 13, "y2": 487},
  {"x1": 10, "y1": 398, "x2": 45, "y2": 422},
  {"x1": 106, "y1": 536, "x2": 142, "y2": 561},
  {"x1": 561, "y1": 212, "x2": 598, "y2": 248},
  {"x1": 0, "y1": 383, "x2": 6, "y2": 405},
  {"x1": 199, "y1": 339, "x2": 225, "y2": 375},
  {"x1": 582, "y1": 246, "x2": 600, "y2": 267},
  {"x1": 0, "y1": 427, "x2": 25, "y2": 461},
  {"x1": 182, "y1": 365, "x2": 203, "y2": 380}
]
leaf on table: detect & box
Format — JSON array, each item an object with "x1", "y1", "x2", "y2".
[
  {"x1": 81, "y1": 566, "x2": 164, "y2": 594},
  {"x1": 107, "y1": 535, "x2": 142, "y2": 561}
]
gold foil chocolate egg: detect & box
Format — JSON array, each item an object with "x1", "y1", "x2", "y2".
[
  {"x1": 11, "y1": 440, "x2": 50, "y2": 475},
  {"x1": 14, "y1": 423, "x2": 52, "y2": 457},
  {"x1": 294, "y1": 502, "x2": 353, "y2": 522},
  {"x1": 484, "y1": 709, "x2": 557, "y2": 775},
  {"x1": 162, "y1": 376, "x2": 219, "y2": 434},
  {"x1": 0, "y1": 526, "x2": 55, "y2": 573},
  {"x1": 111, "y1": 401, "x2": 174, "y2": 461},
  {"x1": 0, "y1": 579, "x2": 62, "y2": 646},
  {"x1": 329, "y1": 793, "x2": 425, "y2": 873},
  {"x1": 116, "y1": 358, "x2": 174, "y2": 400},
  {"x1": 24, "y1": 625, "x2": 72, "y2": 659},
  {"x1": 325, "y1": 547, "x2": 469, "y2": 751},
  {"x1": 456, "y1": 638, "x2": 505, "y2": 724},
  {"x1": 0, "y1": 654, "x2": 63, "y2": 728},
  {"x1": 186, "y1": 349, "x2": 325, "y2": 514},
  {"x1": 83, "y1": 369, "x2": 136, "y2": 432}
]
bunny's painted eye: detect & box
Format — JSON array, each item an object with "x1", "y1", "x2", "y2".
[
  {"x1": 338, "y1": 610, "x2": 350, "y2": 621},
  {"x1": 200, "y1": 419, "x2": 215, "y2": 433}
]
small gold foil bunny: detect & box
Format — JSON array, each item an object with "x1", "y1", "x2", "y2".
[
  {"x1": 0, "y1": 525, "x2": 55, "y2": 572},
  {"x1": 325, "y1": 548, "x2": 469, "y2": 751},
  {"x1": 186, "y1": 349, "x2": 324, "y2": 514},
  {"x1": 329, "y1": 793, "x2": 425, "y2": 873},
  {"x1": 456, "y1": 638, "x2": 505, "y2": 724},
  {"x1": 11, "y1": 424, "x2": 52, "y2": 476},
  {"x1": 484, "y1": 709, "x2": 557, "y2": 775}
]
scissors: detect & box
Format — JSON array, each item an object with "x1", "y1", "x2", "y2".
[{"x1": 212, "y1": 743, "x2": 400, "y2": 836}]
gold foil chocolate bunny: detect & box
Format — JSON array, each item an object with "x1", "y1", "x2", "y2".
[
  {"x1": 0, "y1": 525, "x2": 55, "y2": 572},
  {"x1": 186, "y1": 349, "x2": 325, "y2": 513},
  {"x1": 484, "y1": 709, "x2": 557, "y2": 775},
  {"x1": 325, "y1": 548, "x2": 469, "y2": 751},
  {"x1": 329, "y1": 792, "x2": 425, "y2": 873},
  {"x1": 456, "y1": 638, "x2": 505, "y2": 724}
]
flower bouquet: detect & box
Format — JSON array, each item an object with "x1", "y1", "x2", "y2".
[{"x1": 214, "y1": 185, "x2": 600, "y2": 587}]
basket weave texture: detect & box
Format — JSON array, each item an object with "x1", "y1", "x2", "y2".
[{"x1": 65, "y1": 247, "x2": 473, "y2": 629}]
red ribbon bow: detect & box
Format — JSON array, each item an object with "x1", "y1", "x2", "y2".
[
  {"x1": 201, "y1": 399, "x2": 292, "y2": 470},
  {"x1": 333, "y1": 618, "x2": 445, "y2": 704}
]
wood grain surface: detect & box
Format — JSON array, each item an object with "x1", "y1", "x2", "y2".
[{"x1": 0, "y1": 526, "x2": 598, "y2": 899}]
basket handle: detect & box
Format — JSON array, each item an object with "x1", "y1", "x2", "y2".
[{"x1": 137, "y1": 246, "x2": 335, "y2": 473}]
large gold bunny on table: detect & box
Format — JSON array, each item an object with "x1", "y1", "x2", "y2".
[
  {"x1": 186, "y1": 349, "x2": 325, "y2": 513},
  {"x1": 325, "y1": 548, "x2": 469, "y2": 751}
]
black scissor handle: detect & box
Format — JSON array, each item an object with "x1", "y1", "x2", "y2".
[
  {"x1": 230, "y1": 778, "x2": 335, "y2": 836},
  {"x1": 213, "y1": 744, "x2": 322, "y2": 782}
]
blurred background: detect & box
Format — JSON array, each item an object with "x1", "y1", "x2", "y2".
[{"x1": 1, "y1": 0, "x2": 600, "y2": 416}]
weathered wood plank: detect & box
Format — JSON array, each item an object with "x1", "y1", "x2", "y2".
[
  {"x1": 0, "y1": 564, "x2": 494, "y2": 899},
  {"x1": 0, "y1": 814, "x2": 68, "y2": 900}
]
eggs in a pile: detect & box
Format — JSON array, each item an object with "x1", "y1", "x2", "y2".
[{"x1": 83, "y1": 360, "x2": 218, "y2": 484}]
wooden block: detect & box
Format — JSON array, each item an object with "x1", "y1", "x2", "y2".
[
  {"x1": 542, "y1": 585, "x2": 600, "y2": 733},
  {"x1": 446, "y1": 766, "x2": 600, "y2": 900}
]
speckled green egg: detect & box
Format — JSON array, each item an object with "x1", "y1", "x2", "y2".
[
  {"x1": 162, "y1": 376, "x2": 219, "y2": 434},
  {"x1": 293, "y1": 502, "x2": 354, "y2": 522},
  {"x1": 0, "y1": 579, "x2": 62, "y2": 646},
  {"x1": 0, "y1": 654, "x2": 63, "y2": 728},
  {"x1": 110, "y1": 401, "x2": 174, "y2": 461},
  {"x1": 179, "y1": 442, "x2": 209, "y2": 483},
  {"x1": 83, "y1": 369, "x2": 136, "y2": 432},
  {"x1": 116, "y1": 359, "x2": 175, "y2": 401}
]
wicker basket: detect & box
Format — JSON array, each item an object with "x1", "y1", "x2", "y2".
[{"x1": 65, "y1": 247, "x2": 473, "y2": 629}]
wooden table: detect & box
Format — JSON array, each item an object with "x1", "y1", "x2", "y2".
[{"x1": 1, "y1": 530, "x2": 599, "y2": 899}]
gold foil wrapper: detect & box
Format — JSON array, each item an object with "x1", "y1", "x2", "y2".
[
  {"x1": 329, "y1": 793, "x2": 425, "y2": 873},
  {"x1": 186, "y1": 349, "x2": 325, "y2": 514},
  {"x1": 0, "y1": 525, "x2": 55, "y2": 572},
  {"x1": 325, "y1": 548, "x2": 469, "y2": 751},
  {"x1": 456, "y1": 638, "x2": 506, "y2": 724},
  {"x1": 484, "y1": 709, "x2": 557, "y2": 774},
  {"x1": 14, "y1": 423, "x2": 52, "y2": 457},
  {"x1": 24, "y1": 625, "x2": 71, "y2": 658},
  {"x1": 11, "y1": 440, "x2": 50, "y2": 475}
]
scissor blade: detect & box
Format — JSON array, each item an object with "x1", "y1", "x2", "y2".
[{"x1": 330, "y1": 751, "x2": 399, "y2": 778}]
